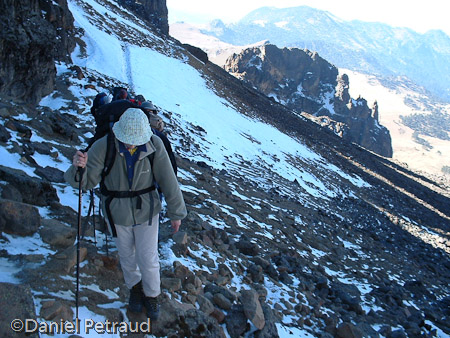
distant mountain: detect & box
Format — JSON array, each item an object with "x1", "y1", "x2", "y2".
[
  {"x1": 170, "y1": 22, "x2": 266, "y2": 66},
  {"x1": 200, "y1": 6, "x2": 450, "y2": 103}
]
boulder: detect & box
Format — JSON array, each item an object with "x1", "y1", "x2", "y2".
[
  {"x1": 225, "y1": 304, "x2": 249, "y2": 338},
  {"x1": 0, "y1": 183, "x2": 23, "y2": 202},
  {"x1": 197, "y1": 294, "x2": 215, "y2": 315},
  {"x1": 204, "y1": 283, "x2": 238, "y2": 303},
  {"x1": 40, "y1": 300, "x2": 73, "y2": 322},
  {"x1": 213, "y1": 292, "x2": 233, "y2": 310},
  {"x1": 49, "y1": 245, "x2": 88, "y2": 273},
  {"x1": 39, "y1": 219, "x2": 76, "y2": 248},
  {"x1": 0, "y1": 165, "x2": 59, "y2": 206},
  {"x1": 336, "y1": 322, "x2": 364, "y2": 338},
  {"x1": 161, "y1": 277, "x2": 182, "y2": 292},
  {"x1": 236, "y1": 238, "x2": 260, "y2": 256},
  {"x1": 152, "y1": 297, "x2": 224, "y2": 337},
  {"x1": 240, "y1": 289, "x2": 265, "y2": 330},
  {"x1": 0, "y1": 199, "x2": 40, "y2": 236},
  {"x1": 0, "y1": 283, "x2": 38, "y2": 337},
  {"x1": 255, "y1": 304, "x2": 279, "y2": 338},
  {"x1": 34, "y1": 166, "x2": 65, "y2": 183}
]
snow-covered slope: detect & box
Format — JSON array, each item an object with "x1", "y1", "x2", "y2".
[{"x1": 68, "y1": 5, "x2": 355, "y2": 202}]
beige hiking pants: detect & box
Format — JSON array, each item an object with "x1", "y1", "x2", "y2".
[{"x1": 114, "y1": 214, "x2": 160, "y2": 297}]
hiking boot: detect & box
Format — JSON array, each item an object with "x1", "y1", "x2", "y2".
[
  {"x1": 128, "y1": 281, "x2": 144, "y2": 313},
  {"x1": 144, "y1": 296, "x2": 160, "y2": 320}
]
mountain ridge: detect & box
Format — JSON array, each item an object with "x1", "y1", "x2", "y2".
[{"x1": 199, "y1": 6, "x2": 450, "y2": 103}]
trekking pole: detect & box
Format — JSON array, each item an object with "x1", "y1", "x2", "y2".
[
  {"x1": 92, "y1": 189, "x2": 96, "y2": 245},
  {"x1": 97, "y1": 200, "x2": 109, "y2": 257},
  {"x1": 105, "y1": 223, "x2": 109, "y2": 257},
  {"x1": 75, "y1": 166, "x2": 84, "y2": 321},
  {"x1": 83, "y1": 189, "x2": 97, "y2": 244},
  {"x1": 81, "y1": 189, "x2": 93, "y2": 240}
]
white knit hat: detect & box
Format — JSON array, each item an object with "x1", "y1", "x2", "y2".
[{"x1": 112, "y1": 108, "x2": 153, "y2": 145}]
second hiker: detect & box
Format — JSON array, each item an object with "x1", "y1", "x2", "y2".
[{"x1": 64, "y1": 108, "x2": 187, "y2": 320}]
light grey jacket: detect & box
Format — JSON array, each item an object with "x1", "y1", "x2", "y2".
[{"x1": 64, "y1": 134, "x2": 187, "y2": 226}]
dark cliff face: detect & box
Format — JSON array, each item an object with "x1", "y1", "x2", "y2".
[
  {"x1": 0, "y1": 0, "x2": 75, "y2": 105},
  {"x1": 334, "y1": 75, "x2": 393, "y2": 157},
  {"x1": 224, "y1": 44, "x2": 393, "y2": 158},
  {"x1": 225, "y1": 44, "x2": 338, "y2": 111},
  {"x1": 117, "y1": 0, "x2": 169, "y2": 35}
]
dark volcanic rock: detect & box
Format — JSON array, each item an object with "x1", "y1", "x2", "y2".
[
  {"x1": 0, "y1": 199, "x2": 41, "y2": 236},
  {"x1": 0, "y1": 283, "x2": 39, "y2": 338},
  {"x1": 225, "y1": 304, "x2": 249, "y2": 338},
  {"x1": 183, "y1": 43, "x2": 209, "y2": 64},
  {"x1": 224, "y1": 44, "x2": 393, "y2": 157},
  {"x1": 0, "y1": 0, "x2": 75, "y2": 105},
  {"x1": 117, "y1": 0, "x2": 169, "y2": 35},
  {"x1": 0, "y1": 165, "x2": 59, "y2": 206}
]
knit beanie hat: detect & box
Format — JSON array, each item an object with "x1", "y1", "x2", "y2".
[{"x1": 112, "y1": 108, "x2": 153, "y2": 145}]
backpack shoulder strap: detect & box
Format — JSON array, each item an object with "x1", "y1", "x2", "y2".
[
  {"x1": 102, "y1": 132, "x2": 117, "y2": 181},
  {"x1": 148, "y1": 134, "x2": 155, "y2": 168},
  {"x1": 101, "y1": 133, "x2": 156, "y2": 182}
]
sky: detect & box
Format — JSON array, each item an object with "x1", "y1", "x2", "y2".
[{"x1": 166, "y1": 0, "x2": 450, "y2": 36}]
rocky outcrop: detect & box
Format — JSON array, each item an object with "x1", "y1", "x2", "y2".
[
  {"x1": 117, "y1": 0, "x2": 169, "y2": 35},
  {"x1": 333, "y1": 74, "x2": 393, "y2": 157},
  {"x1": 183, "y1": 43, "x2": 209, "y2": 64},
  {"x1": 0, "y1": 0, "x2": 75, "y2": 105},
  {"x1": 225, "y1": 44, "x2": 333, "y2": 113},
  {"x1": 224, "y1": 44, "x2": 393, "y2": 157}
]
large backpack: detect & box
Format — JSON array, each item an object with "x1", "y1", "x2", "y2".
[
  {"x1": 92, "y1": 100, "x2": 138, "y2": 141},
  {"x1": 86, "y1": 99, "x2": 156, "y2": 236},
  {"x1": 111, "y1": 87, "x2": 128, "y2": 101},
  {"x1": 85, "y1": 97, "x2": 177, "y2": 236},
  {"x1": 90, "y1": 92, "x2": 109, "y2": 118},
  {"x1": 86, "y1": 99, "x2": 154, "y2": 177}
]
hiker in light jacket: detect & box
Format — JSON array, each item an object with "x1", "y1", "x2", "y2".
[
  {"x1": 64, "y1": 108, "x2": 187, "y2": 320},
  {"x1": 140, "y1": 101, "x2": 177, "y2": 175}
]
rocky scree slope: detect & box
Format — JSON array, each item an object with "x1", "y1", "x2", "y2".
[
  {"x1": 0, "y1": 0, "x2": 449, "y2": 337},
  {"x1": 0, "y1": 65, "x2": 449, "y2": 337}
]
